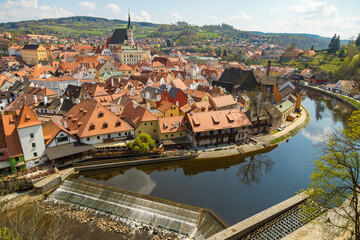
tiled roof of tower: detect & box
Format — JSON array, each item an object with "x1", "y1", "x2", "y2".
[
  {"x1": 64, "y1": 98, "x2": 133, "y2": 138},
  {"x1": 16, "y1": 104, "x2": 42, "y2": 129}
]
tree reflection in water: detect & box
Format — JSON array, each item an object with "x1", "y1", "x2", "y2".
[{"x1": 236, "y1": 154, "x2": 274, "y2": 186}]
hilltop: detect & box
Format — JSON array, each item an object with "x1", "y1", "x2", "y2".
[{"x1": 0, "y1": 16, "x2": 331, "y2": 49}]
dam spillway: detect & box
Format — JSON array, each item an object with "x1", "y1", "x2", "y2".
[{"x1": 49, "y1": 179, "x2": 226, "y2": 239}]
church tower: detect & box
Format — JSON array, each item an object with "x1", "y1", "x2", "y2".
[{"x1": 126, "y1": 10, "x2": 135, "y2": 47}]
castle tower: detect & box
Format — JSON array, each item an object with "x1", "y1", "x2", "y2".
[{"x1": 126, "y1": 10, "x2": 135, "y2": 47}]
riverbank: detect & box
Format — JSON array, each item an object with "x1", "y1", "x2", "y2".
[
  {"x1": 300, "y1": 84, "x2": 360, "y2": 110},
  {"x1": 196, "y1": 105, "x2": 310, "y2": 159}
]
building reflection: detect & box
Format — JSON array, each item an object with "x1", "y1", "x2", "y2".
[{"x1": 78, "y1": 145, "x2": 278, "y2": 184}]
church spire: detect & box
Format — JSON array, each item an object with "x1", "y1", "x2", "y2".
[{"x1": 127, "y1": 9, "x2": 131, "y2": 29}]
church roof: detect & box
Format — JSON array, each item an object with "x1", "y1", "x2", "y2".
[{"x1": 109, "y1": 29, "x2": 128, "y2": 45}]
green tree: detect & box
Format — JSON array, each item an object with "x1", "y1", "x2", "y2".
[
  {"x1": 328, "y1": 34, "x2": 340, "y2": 54},
  {"x1": 304, "y1": 110, "x2": 360, "y2": 239},
  {"x1": 311, "y1": 44, "x2": 315, "y2": 50},
  {"x1": 126, "y1": 133, "x2": 155, "y2": 154},
  {"x1": 355, "y1": 33, "x2": 360, "y2": 47}
]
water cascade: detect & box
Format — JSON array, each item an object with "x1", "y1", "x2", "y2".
[{"x1": 49, "y1": 179, "x2": 226, "y2": 239}]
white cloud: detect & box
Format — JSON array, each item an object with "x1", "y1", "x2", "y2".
[
  {"x1": 0, "y1": 0, "x2": 74, "y2": 22},
  {"x1": 79, "y1": 1, "x2": 95, "y2": 11},
  {"x1": 103, "y1": 4, "x2": 121, "y2": 14},
  {"x1": 225, "y1": 12, "x2": 252, "y2": 21},
  {"x1": 289, "y1": 0, "x2": 338, "y2": 18},
  {"x1": 268, "y1": 8, "x2": 279, "y2": 14},
  {"x1": 130, "y1": 11, "x2": 151, "y2": 22},
  {"x1": 172, "y1": 13, "x2": 183, "y2": 19},
  {"x1": 208, "y1": 15, "x2": 218, "y2": 20}
]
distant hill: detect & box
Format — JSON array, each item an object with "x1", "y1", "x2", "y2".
[{"x1": 0, "y1": 16, "x2": 333, "y2": 49}]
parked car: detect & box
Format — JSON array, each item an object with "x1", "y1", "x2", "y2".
[
  {"x1": 354, "y1": 95, "x2": 360, "y2": 100},
  {"x1": 278, "y1": 125, "x2": 285, "y2": 131}
]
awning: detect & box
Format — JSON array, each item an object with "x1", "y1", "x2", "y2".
[
  {"x1": 46, "y1": 142, "x2": 94, "y2": 160},
  {"x1": 94, "y1": 140, "x2": 127, "y2": 149},
  {"x1": 162, "y1": 138, "x2": 190, "y2": 146}
]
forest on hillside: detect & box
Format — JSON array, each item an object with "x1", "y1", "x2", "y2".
[{"x1": 0, "y1": 17, "x2": 331, "y2": 49}]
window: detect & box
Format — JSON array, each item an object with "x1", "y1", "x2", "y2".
[
  {"x1": 97, "y1": 136, "x2": 100, "y2": 140},
  {"x1": 118, "y1": 133, "x2": 121, "y2": 136},
  {"x1": 30, "y1": 133, "x2": 34, "y2": 139},
  {"x1": 33, "y1": 152, "x2": 37, "y2": 157},
  {"x1": 151, "y1": 122, "x2": 153, "y2": 125},
  {"x1": 144, "y1": 123, "x2": 147, "y2": 126},
  {"x1": 171, "y1": 134, "x2": 174, "y2": 137},
  {"x1": 32, "y1": 143, "x2": 36, "y2": 148},
  {"x1": 57, "y1": 136, "x2": 68, "y2": 143},
  {"x1": 180, "y1": 133, "x2": 182, "y2": 136},
  {"x1": 0, "y1": 152, "x2": 4, "y2": 157},
  {"x1": 87, "y1": 137, "x2": 90, "y2": 141},
  {"x1": 166, "y1": 135, "x2": 168, "y2": 138},
  {"x1": 153, "y1": 130, "x2": 156, "y2": 132},
  {"x1": 138, "y1": 131, "x2": 141, "y2": 134}
]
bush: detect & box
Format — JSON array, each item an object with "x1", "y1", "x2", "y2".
[{"x1": 126, "y1": 133, "x2": 155, "y2": 154}]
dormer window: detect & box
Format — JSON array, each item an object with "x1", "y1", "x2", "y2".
[
  {"x1": 98, "y1": 112, "x2": 104, "y2": 118},
  {"x1": 103, "y1": 122, "x2": 108, "y2": 129},
  {"x1": 89, "y1": 123, "x2": 95, "y2": 130},
  {"x1": 115, "y1": 121, "x2": 121, "y2": 127}
]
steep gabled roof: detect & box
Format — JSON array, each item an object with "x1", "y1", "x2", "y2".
[
  {"x1": 109, "y1": 29, "x2": 128, "y2": 45},
  {"x1": 43, "y1": 119, "x2": 76, "y2": 145},
  {"x1": 122, "y1": 102, "x2": 157, "y2": 128},
  {"x1": 16, "y1": 104, "x2": 42, "y2": 129},
  {"x1": 65, "y1": 98, "x2": 133, "y2": 138},
  {"x1": 22, "y1": 44, "x2": 39, "y2": 50},
  {"x1": 216, "y1": 68, "x2": 259, "y2": 92},
  {"x1": 1, "y1": 114, "x2": 23, "y2": 157}
]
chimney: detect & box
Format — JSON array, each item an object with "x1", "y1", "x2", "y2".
[
  {"x1": 176, "y1": 101, "x2": 179, "y2": 107},
  {"x1": 190, "y1": 111, "x2": 194, "y2": 116},
  {"x1": 43, "y1": 96, "x2": 48, "y2": 106},
  {"x1": 76, "y1": 98, "x2": 80, "y2": 104},
  {"x1": 63, "y1": 118, "x2": 67, "y2": 129},
  {"x1": 146, "y1": 102, "x2": 150, "y2": 110},
  {"x1": 41, "y1": 85, "x2": 44, "y2": 89},
  {"x1": 111, "y1": 78, "x2": 114, "y2": 87},
  {"x1": 166, "y1": 84, "x2": 171, "y2": 92},
  {"x1": 133, "y1": 101, "x2": 138, "y2": 109},
  {"x1": 33, "y1": 95, "x2": 37, "y2": 103},
  {"x1": 145, "y1": 91, "x2": 150, "y2": 99},
  {"x1": 156, "y1": 95, "x2": 161, "y2": 102},
  {"x1": 266, "y1": 60, "x2": 271, "y2": 76},
  {"x1": 191, "y1": 91, "x2": 194, "y2": 97},
  {"x1": 118, "y1": 77, "x2": 121, "y2": 83}
]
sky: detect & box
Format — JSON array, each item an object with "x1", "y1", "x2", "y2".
[{"x1": 0, "y1": 0, "x2": 359, "y2": 39}]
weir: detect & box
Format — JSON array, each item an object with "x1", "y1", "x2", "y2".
[{"x1": 49, "y1": 179, "x2": 226, "y2": 239}]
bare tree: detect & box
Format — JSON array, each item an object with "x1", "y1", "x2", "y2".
[{"x1": 236, "y1": 154, "x2": 274, "y2": 186}]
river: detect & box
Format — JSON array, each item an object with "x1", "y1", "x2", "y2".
[{"x1": 77, "y1": 90, "x2": 355, "y2": 226}]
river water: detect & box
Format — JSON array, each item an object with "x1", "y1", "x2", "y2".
[{"x1": 78, "y1": 90, "x2": 355, "y2": 226}]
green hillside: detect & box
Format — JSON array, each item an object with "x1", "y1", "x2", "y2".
[{"x1": 0, "y1": 16, "x2": 330, "y2": 49}]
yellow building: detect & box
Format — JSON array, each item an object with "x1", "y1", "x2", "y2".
[
  {"x1": 112, "y1": 47, "x2": 151, "y2": 65},
  {"x1": 157, "y1": 101, "x2": 181, "y2": 118},
  {"x1": 122, "y1": 102, "x2": 159, "y2": 141},
  {"x1": 157, "y1": 116, "x2": 187, "y2": 142},
  {"x1": 21, "y1": 44, "x2": 48, "y2": 65}
]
